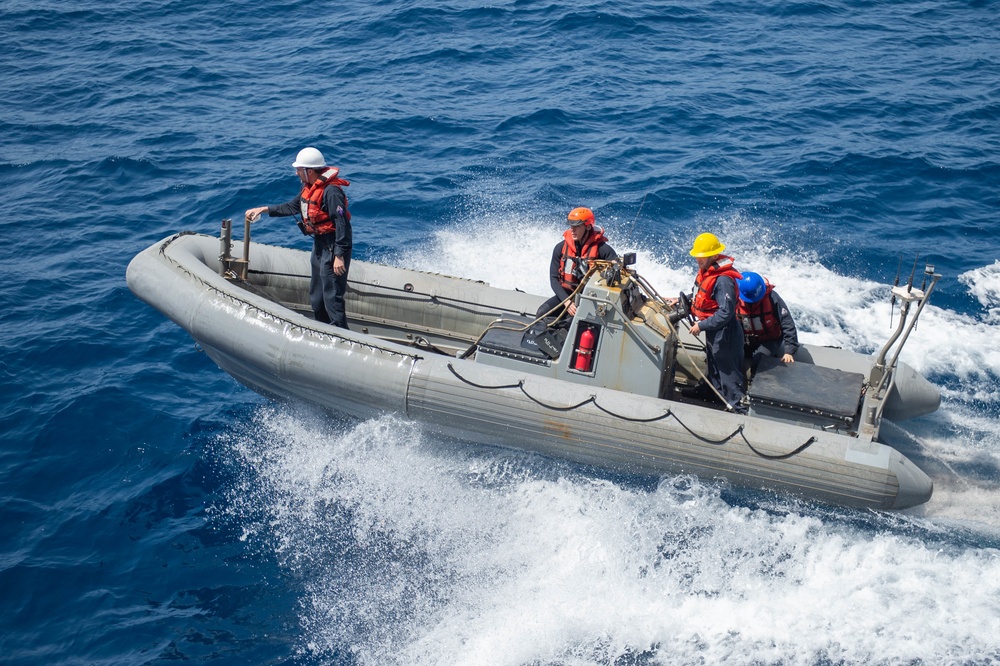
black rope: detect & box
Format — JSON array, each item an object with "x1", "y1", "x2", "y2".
[
  {"x1": 741, "y1": 435, "x2": 818, "y2": 460},
  {"x1": 668, "y1": 415, "x2": 748, "y2": 446},
  {"x1": 590, "y1": 401, "x2": 673, "y2": 424},
  {"x1": 446, "y1": 363, "x2": 524, "y2": 390},
  {"x1": 410, "y1": 336, "x2": 454, "y2": 357},
  {"x1": 247, "y1": 268, "x2": 308, "y2": 280},
  {"x1": 248, "y1": 268, "x2": 520, "y2": 318},
  {"x1": 445, "y1": 363, "x2": 817, "y2": 459},
  {"x1": 447, "y1": 363, "x2": 665, "y2": 417},
  {"x1": 524, "y1": 394, "x2": 598, "y2": 412}
]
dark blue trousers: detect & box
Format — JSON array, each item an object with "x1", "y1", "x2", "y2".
[
  {"x1": 705, "y1": 321, "x2": 746, "y2": 411},
  {"x1": 310, "y1": 233, "x2": 350, "y2": 329}
]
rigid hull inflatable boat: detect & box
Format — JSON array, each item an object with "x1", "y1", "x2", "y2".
[{"x1": 126, "y1": 225, "x2": 942, "y2": 510}]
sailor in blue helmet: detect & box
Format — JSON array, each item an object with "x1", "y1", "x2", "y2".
[{"x1": 735, "y1": 271, "x2": 800, "y2": 374}]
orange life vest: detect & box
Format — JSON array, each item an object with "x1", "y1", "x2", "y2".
[
  {"x1": 299, "y1": 167, "x2": 351, "y2": 235},
  {"x1": 558, "y1": 227, "x2": 608, "y2": 291},
  {"x1": 737, "y1": 283, "x2": 782, "y2": 342},
  {"x1": 691, "y1": 256, "x2": 742, "y2": 321}
]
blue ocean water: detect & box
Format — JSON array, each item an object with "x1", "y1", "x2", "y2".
[{"x1": 2, "y1": 0, "x2": 1000, "y2": 663}]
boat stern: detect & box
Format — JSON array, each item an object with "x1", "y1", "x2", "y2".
[
  {"x1": 888, "y1": 448, "x2": 934, "y2": 509},
  {"x1": 883, "y1": 361, "x2": 941, "y2": 422}
]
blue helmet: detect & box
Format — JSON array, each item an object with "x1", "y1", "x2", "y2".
[{"x1": 737, "y1": 271, "x2": 767, "y2": 304}]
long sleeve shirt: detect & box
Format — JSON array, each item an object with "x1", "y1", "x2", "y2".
[
  {"x1": 546, "y1": 237, "x2": 618, "y2": 302},
  {"x1": 268, "y1": 186, "x2": 352, "y2": 259},
  {"x1": 768, "y1": 290, "x2": 800, "y2": 356},
  {"x1": 697, "y1": 275, "x2": 739, "y2": 333}
]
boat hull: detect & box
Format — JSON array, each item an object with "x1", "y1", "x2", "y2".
[{"x1": 127, "y1": 233, "x2": 933, "y2": 510}]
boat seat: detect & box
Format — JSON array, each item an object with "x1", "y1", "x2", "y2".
[
  {"x1": 749, "y1": 355, "x2": 865, "y2": 424},
  {"x1": 476, "y1": 315, "x2": 565, "y2": 365}
]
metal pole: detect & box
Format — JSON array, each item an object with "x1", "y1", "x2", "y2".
[
  {"x1": 241, "y1": 215, "x2": 252, "y2": 281},
  {"x1": 219, "y1": 218, "x2": 233, "y2": 276}
]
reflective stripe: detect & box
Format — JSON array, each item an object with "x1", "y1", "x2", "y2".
[
  {"x1": 737, "y1": 285, "x2": 782, "y2": 342},
  {"x1": 558, "y1": 227, "x2": 607, "y2": 291},
  {"x1": 691, "y1": 256, "x2": 741, "y2": 320}
]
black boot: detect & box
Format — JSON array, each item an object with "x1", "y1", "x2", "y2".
[{"x1": 680, "y1": 381, "x2": 714, "y2": 399}]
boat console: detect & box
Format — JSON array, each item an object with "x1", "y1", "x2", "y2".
[{"x1": 474, "y1": 256, "x2": 679, "y2": 399}]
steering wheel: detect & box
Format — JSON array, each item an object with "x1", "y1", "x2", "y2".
[{"x1": 677, "y1": 291, "x2": 694, "y2": 325}]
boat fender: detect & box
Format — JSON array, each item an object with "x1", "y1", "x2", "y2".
[{"x1": 573, "y1": 326, "x2": 598, "y2": 372}]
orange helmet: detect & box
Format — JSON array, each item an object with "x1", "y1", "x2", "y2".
[{"x1": 567, "y1": 207, "x2": 595, "y2": 227}]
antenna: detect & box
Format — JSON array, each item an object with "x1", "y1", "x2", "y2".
[
  {"x1": 628, "y1": 193, "x2": 649, "y2": 237},
  {"x1": 915, "y1": 263, "x2": 935, "y2": 331},
  {"x1": 889, "y1": 254, "x2": 902, "y2": 327},
  {"x1": 919, "y1": 261, "x2": 931, "y2": 292},
  {"x1": 906, "y1": 254, "x2": 919, "y2": 292}
]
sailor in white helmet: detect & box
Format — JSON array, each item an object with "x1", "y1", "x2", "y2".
[{"x1": 246, "y1": 147, "x2": 353, "y2": 329}]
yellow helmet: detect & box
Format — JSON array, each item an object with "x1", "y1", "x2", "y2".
[
  {"x1": 689, "y1": 232, "x2": 725, "y2": 257},
  {"x1": 567, "y1": 207, "x2": 595, "y2": 227}
]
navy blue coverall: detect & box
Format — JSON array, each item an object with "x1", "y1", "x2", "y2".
[
  {"x1": 697, "y1": 275, "x2": 746, "y2": 412},
  {"x1": 269, "y1": 185, "x2": 352, "y2": 329}
]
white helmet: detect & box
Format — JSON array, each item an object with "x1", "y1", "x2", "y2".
[{"x1": 291, "y1": 146, "x2": 326, "y2": 169}]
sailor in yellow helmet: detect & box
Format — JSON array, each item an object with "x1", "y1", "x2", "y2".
[{"x1": 685, "y1": 232, "x2": 746, "y2": 413}]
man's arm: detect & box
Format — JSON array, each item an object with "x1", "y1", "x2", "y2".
[
  {"x1": 548, "y1": 242, "x2": 572, "y2": 301},
  {"x1": 268, "y1": 196, "x2": 301, "y2": 218},
  {"x1": 697, "y1": 276, "x2": 738, "y2": 333},
  {"x1": 772, "y1": 292, "x2": 799, "y2": 356},
  {"x1": 323, "y1": 186, "x2": 351, "y2": 258},
  {"x1": 245, "y1": 194, "x2": 298, "y2": 222}
]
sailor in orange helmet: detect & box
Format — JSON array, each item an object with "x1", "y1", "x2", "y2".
[
  {"x1": 536, "y1": 207, "x2": 617, "y2": 318},
  {"x1": 686, "y1": 232, "x2": 746, "y2": 413}
]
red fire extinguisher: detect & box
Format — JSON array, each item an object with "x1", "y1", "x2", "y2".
[{"x1": 573, "y1": 326, "x2": 597, "y2": 372}]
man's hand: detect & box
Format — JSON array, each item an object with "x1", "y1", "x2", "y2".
[
  {"x1": 245, "y1": 207, "x2": 267, "y2": 223},
  {"x1": 333, "y1": 256, "x2": 346, "y2": 276}
]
